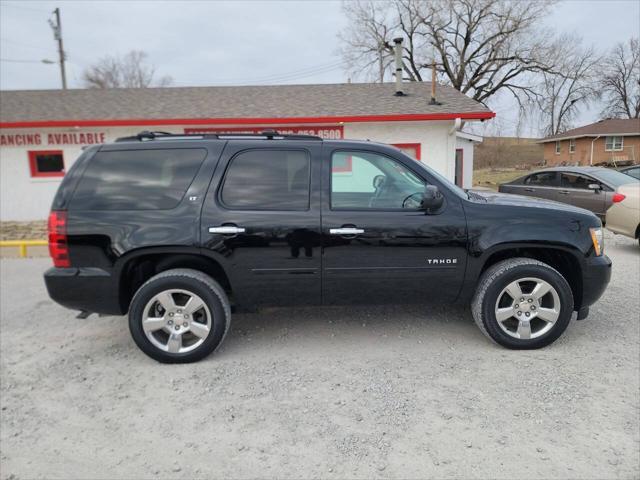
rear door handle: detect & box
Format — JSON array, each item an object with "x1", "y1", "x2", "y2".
[
  {"x1": 524, "y1": 188, "x2": 535, "y2": 192},
  {"x1": 209, "y1": 226, "x2": 246, "y2": 234},
  {"x1": 559, "y1": 190, "x2": 570, "y2": 195},
  {"x1": 330, "y1": 227, "x2": 365, "y2": 235}
]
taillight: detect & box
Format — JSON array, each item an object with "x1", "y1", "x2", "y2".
[
  {"x1": 48, "y1": 210, "x2": 70, "y2": 267},
  {"x1": 612, "y1": 193, "x2": 626, "y2": 203}
]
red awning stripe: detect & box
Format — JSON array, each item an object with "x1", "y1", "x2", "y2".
[{"x1": 0, "y1": 111, "x2": 495, "y2": 129}]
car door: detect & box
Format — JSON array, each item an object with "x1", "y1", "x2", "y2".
[
  {"x1": 200, "y1": 141, "x2": 322, "y2": 307},
  {"x1": 509, "y1": 171, "x2": 559, "y2": 200},
  {"x1": 557, "y1": 171, "x2": 607, "y2": 217},
  {"x1": 320, "y1": 147, "x2": 468, "y2": 305}
]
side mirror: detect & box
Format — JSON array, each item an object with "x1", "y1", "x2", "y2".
[
  {"x1": 422, "y1": 185, "x2": 444, "y2": 213},
  {"x1": 588, "y1": 183, "x2": 602, "y2": 192}
]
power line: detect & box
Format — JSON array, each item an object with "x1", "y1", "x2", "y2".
[
  {"x1": 0, "y1": 58, "x2": 50, "y2": 63},
  {"x1": 173, "y1": 60, "x2": 348, "y2": 86},
  {"x1": 0, "y1": 2, "x2": 50, "y2": 14},
  {"x1": 1, "y1": 37, "x2": 55, "y2": 52}
]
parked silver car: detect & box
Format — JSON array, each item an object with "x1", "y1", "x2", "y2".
[{"x1": 499, "y1": 167, "x2": 639, "y2": 221}]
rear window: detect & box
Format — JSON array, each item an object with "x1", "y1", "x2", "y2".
[
  {"x1": 70, "y1": 148, "x2": 207, "y2": 210},
  {"x1": 220, "y1": 149, "x2": 310, "y2": 210},
  {"x1": 595, "y1": 168, "x2": 640, "y2": 187}
]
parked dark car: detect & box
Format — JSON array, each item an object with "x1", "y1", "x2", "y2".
[
  {"x1": 44, "y1": 132, "x2": 611, "y2": 363},
  {"x1": 620, "y1": 165, "x2": 640, "y2": 180},
  {"x1": 499, "y1": 166, "x2": 639, "y2": 221}
]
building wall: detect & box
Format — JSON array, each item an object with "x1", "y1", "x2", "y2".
[
  {"x1": 0, "y1": 120, "x2": 469, "y2": 221},
  {"x1": 544, "y1": 136, "x2": 640, "y2": 166}
]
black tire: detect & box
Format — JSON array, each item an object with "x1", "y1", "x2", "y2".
[
  {"x1": 128, "y1": 268, "x2": 231, "y2": 363},
  {"x1": 471, "y1": 258, "x2": 574, "y2": 349}
]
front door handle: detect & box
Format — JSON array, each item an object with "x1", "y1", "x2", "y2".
[
  {"x1": 524, "y1": 188, "x2": 535, "y2": 192},
  {"x1": 559, "y1": 190, "x2": 570, "y2": 195},
  {"x1": 330, "y1": 227, "x2": 365, "y2": 235},
  {"x1": 209, "y1": 226, "x2": 246, "y2": 234}
]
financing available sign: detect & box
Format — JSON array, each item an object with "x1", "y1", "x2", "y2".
[
  {"x1": 184, "y1": 126, "x2": 344, "y2": 139},
  {"x1": 0, "y1": 131, "x2": 107, "y2": 147}
]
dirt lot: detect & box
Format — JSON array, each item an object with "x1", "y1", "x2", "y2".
[
  {"x1": 0, "y1": 222, "x2": 47, "y2": 241},
  {"x1": 1, "y1": 233, "x2": 639, "y2": 480}
]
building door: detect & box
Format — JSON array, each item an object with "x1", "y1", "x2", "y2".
[
  {"x1": 200, "y1": 142, "x2": 322, "y2": 307},
  {"x1": 320, "y1": 147, "x2": 468, "y2": 305},
  {"x1": 455, "y1": 148, "x2": 464, "y2": 187}
]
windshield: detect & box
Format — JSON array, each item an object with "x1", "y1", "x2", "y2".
[{"x1": 596, "y1": 168, "x2": 640, "y2": 187}]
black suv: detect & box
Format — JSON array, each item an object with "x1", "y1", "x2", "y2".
[{"x1": 45, "y1": 131, "x2": 612, "y2": 363}]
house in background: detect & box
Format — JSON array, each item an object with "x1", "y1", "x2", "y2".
[{"x1": 539, "y1": 118, "x2": 640, "y2": 167}]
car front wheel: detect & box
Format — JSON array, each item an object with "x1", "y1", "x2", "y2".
[
  {"x1": 471, "y1": 258, "x2": 574, "y2": 349},
  {"x1": 129, "y1": 268, "x2": 231, "y2": 363}
]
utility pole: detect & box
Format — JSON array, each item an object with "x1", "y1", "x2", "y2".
[{"x1": 49, "y1": 8, "x2": 67, "y2": 89}]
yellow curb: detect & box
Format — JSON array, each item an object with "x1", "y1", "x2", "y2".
[{"x1": 0, "y1": 240, "x2": 48, "y2": 258}]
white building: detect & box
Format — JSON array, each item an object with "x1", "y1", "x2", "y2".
[{"x1": 0, "y1": 83, "x2": 493, "y2": 221}]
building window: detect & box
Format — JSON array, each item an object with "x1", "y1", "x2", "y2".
[
  {"x1": 605, "y1": 136, "x2": 623, "y2": 151},
  {"x1": 28, "y1": 150, "x2": 65, "y2": 178},
  {"x1": 569, "y1": 138, "x2": 576, "y2": 153},
  {"x1": 332, "y1": 155, "x2": 353, "y2": 173},
  {"x1": 392, "y1": 143, "x2": 422, "y2": 161},
  {"x1": 555, "y1": 141, "x2": 561, "y2": 154}
]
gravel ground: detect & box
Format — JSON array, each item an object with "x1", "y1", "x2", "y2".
[{"x1": 1, "y1": 233, "x2": 639, "y2": 480}]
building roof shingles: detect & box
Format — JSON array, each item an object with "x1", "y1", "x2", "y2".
[
  {"x1": 0, "y1": 82, "x2": 492, "y2": 124},
  {"x1": 540, "y1": 118, "x2": 640, "y2": 143}
]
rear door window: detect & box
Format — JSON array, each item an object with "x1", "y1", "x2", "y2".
[
  {"x1": 524, "y1": 172, "x2": 557, "y2": 186},
  {"x1": 71, "y1": 148, "x2": 207, "y2": 210},
  {"x1": 220, "y1": 149, "x2": 310, "y2": 210}
]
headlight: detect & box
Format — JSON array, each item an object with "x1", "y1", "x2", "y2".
[{"x1": 589, "y1": 227, "x2": 604, "y2": 256}]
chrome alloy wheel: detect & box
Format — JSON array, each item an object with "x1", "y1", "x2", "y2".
[
  {"x1": 142, "y1": 289, "x2": 212, "y2": 354},
  {"x1": 494, "y1": 277, "x2": 561, "y2": 340}
]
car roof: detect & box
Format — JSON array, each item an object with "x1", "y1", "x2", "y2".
[
  {"x1": 109, "y1": 132, "x2": 401, "y2": 154},
  {"x1": 534, "y1": 166, "x2": 613, "y2": 174}
]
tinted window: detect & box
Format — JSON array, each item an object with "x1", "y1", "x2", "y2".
[
  {"x1": 331, "y1": 151, "x2": 426, "y2": 209},
  {"x1": 221, "y1": 149, "x2": 310, "y2": 210},
  {"x1": 524, "y1": 172, "x2": 557, "y2": 186},
  {"x1": 71, "y1": 148, "x2": 206, "y2": 210},
  {"x1": 560, "y1": 173, "x2": 596, "y2": 190}
]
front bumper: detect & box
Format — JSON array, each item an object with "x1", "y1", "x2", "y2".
[
  {"x1": 580, "y1": 254, "x2": 612, "y2": 309},
  {"x1": 44, "y1": 267, "x2": 123, "y2": 315}
]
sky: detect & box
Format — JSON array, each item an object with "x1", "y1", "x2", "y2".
[{"x1": 1, "y1": 0, "x2": 639, "y2": 137}]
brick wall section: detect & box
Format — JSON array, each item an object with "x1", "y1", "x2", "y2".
[{"x1": 544, "y1": 136, "x2": 640, "y2": 166}]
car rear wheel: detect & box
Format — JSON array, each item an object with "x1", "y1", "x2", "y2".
[
  {"x1": 471, "y1": 258, "x2": 574, "y2": 349},
  {"x1": 129, "y1": 268, "x2": 231, "y2": 363}
]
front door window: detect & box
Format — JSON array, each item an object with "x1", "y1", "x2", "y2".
[{"x1": 331, "y1": 151, "x2": 426, "y2": 210}]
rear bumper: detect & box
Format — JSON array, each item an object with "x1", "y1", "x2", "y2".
[
  {"x1": 44, "y1": 267, "x2": 123, "y2": 315},
  {"x1": 580, "y1": 254, "x2": 612, "y2": 309}
]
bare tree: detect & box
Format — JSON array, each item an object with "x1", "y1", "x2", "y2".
[
  {"x1": 534, "y1": 37, "x2": 600, "y2": 135},
  {"x1": 83, "y1": 50, "x2": 173, "y2": 89},
  {"x1": 599, "y1": 38, "x2": 640, "y2": 119},
  {"x1": 340, "y1": 0, "x2": 563, "y2": 106}
]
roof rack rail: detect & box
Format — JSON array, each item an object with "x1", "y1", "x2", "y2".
[{"x1": 115, "y1": 130, "x2": 323, "y2": 142}]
